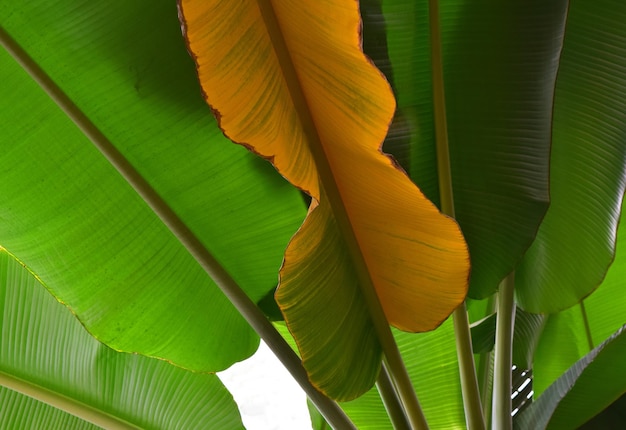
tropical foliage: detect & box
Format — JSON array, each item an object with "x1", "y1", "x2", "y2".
[{"x1": 1, "y1": 0, "x2": 625, "y2": 429}]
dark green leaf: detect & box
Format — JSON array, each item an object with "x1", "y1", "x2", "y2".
[
  {"x1": 382, "y1": 0, "x2": 567, "y2": 297},
  {"x1": 515, "y1": 0, "x2": 626, "y2": 312},
  {"x1": 533, "y1": 198, "x2": 626, "y2": 396},
  {"x1": 470, "y1": 313, "x2": 497, "y2": 355},
  {"x1": 515, "y1": 324, "x2": 626, "y2": 430}
]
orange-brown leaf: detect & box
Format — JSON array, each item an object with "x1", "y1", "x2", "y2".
[{"x1": 180, "y1": 0, "x2": 469, "y2": 399}]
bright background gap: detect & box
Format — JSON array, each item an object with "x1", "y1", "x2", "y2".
[{"x1": 218, "y1": 341, "x2": 314, "y2": 430}]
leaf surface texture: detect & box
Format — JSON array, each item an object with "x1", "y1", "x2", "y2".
[
  {"x1": 0, "y1": 250, "x2": 244, "y2": 429},
  {"x1": 179, "y1": 0, "x2": 470, "y2": 400},
  {"x1": 0, "y1": 0, "x2": 305, "y2": 372}
]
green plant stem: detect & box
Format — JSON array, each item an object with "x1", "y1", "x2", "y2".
[
  {"x1": 256, "y1": 2, "x2": 429, "y2": 429},
  {"x1": 0, "y1": 26, "x2": 356, "y2": 430},
  {"x1": 492, "y1": 272, "x2": 516, "y2": 430},
  {"x1": 453, "y1": 304, "x2": 487, "y2": 430},
  {"x1": 377, "y1": 363, "x2": 411, "y2": 430},
  {"x1": 477, "y1": 347, "x2": 494, "y2": 428},
  {"x1": 580, "y1": 301, "x2": 594, "y2": 351},
  {"x1": 428, "y1": 1, "x2": 485, "y2": 429},
  {"x1": 0, "y1": 371, "x2": 139, "y2": 429},
  {"x1": 477, "y1": 295, "x2": 496, "y2": 427}
]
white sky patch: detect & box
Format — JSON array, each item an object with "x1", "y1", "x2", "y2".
[{"x1": 218, "y1": 341, "x2": 314, "y2": 430}]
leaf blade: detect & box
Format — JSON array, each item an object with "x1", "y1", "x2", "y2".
[
  {"x1": 0, "y1": 250, "x2": 244, "y2": 429},
  {"x1": 515, "y1": 324, "x2": 626, "y2": 430},
  {"x1": 515, "y1": 0, "x2": 626, "y2": 312},
  {"x1": 380, "y1": 0, "x2": 568, "y2": 297},
  {"x1": 179, "y1": 0, "x2": 470, "y2": 400},
  {"x1": 0, "y1": 0, "x2": 306, "y2": 372}
]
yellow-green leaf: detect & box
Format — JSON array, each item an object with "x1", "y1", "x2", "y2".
[{"x1": 179, "y1": 0, "x2": 469, "y2": 400}]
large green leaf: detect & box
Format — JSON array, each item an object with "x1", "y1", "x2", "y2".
[
  {"x1": 382, "y1": 0, "x2": 567, "y2": 298},
  {"x1": 515, "y1": 324, "x2": 626, "y2": 430},
  {"x1": 0, "y1": 250, "x2": 244, "y2": 429},
  {"x1": 515, "y1": 0, "x2": 626, "y2": 312},
  {"x1": 0, "y1": 0, "x2": 305, "y2": 372},
  {"x1": 533, "y1": 197, "x2": 626, "y2": 397},
  {"x1": 0, "y1": 388, "x2": 99, "y2": 430}
]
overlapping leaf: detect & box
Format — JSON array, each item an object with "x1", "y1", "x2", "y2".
[
  {"x1": 516, "y1": 325, "x2": 626, "y2": 430},
  {"x1": 515, "y1": 0, "x2": 626, "y2": 312},
  {"x1": 179, "y1": 0, "x2": 469, "y2": 400},
  {"x1": 339, "y1": 323, "x2": 465, "y2": 429},
  {"x1": 0, "y1": 0, "x2": 305, "y2": 372},
  {"x1": 444, "y1": 0, "x2": 568, "y2": 298},
  {"x1": 378, "y1": 0, "x2": 567, "y2": 298},
  {"x1": 277, "y1": 318, "x2": 466, "y2": 429},
  {"x1": 532, "y1": 198, "x2": 626, "y2": 397},
  {"x1": 0, "y1": 250, "x2": 244, "y2": 429}
]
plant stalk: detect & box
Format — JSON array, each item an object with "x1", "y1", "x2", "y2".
[
  {"x1": 256, "y1": 2, "x2": 430, "y2": 428},
  {"x1": 580, "y1": 301, "x2": 594, "y2": 351},
  {"x1": 0, "y1": 26, "x2": 356, "y2": 430},
  {"x1": 492, "y1": 272, "x2": 516, "y2": 430},
  {"x1": 377, "y1": 363, "x2": 411, "y2": 430},
  {"x1": 428, "y1": 1, "x2": 485, "y2": 429},
  {"x1": 0, "y1": 371, "x2": 139, "y2": 430},
  {"x1": 453, "y1": 304, "x2": 487, "y2": 430},
  {"x1": 477, "y1": 295, "x2": 496, "y2": 427},
  {"x1": 477, "y1": 347, "x2": 494, "y2": 428}
]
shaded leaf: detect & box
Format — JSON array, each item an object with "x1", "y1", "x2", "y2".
[
  {"x1": 381, "y1": 0, "x2": 439, "y2": 203},
  {"x1": 276, "y1": 201, "x2": 379, "y2": 400},
  {"x1": 512, "y1": 309, "x2": 546, "y2": 370},
  {"x1": 360, "y1": 0, "x2": 412, "y2": 173},
  {"x1": 468, "y1": 307, "x2": 546, "y2": 368},
  {"x1": 470, "y1": 312, "x2": 497, "y2": 355},
  {"x1": 444, "y1": 0, "x2": 566, "y2": 297},
  {"x1": 515, "y1": 0, "x2": 626, "y2": 312},
  {"x1": 179, "y1": 0, "x2": 469, "y2": 400},
  {"x1": 0, "y1": 250, "x2": 243, "y2": 429},
  {"x1": 381, "y1": 0, "x2": 567, "y2": 297},
  {"x1": 275, "y1": 316, "x2": 464, "y2": 429},
  {"x1": 341, "y1": 321, "x2": 466, "y2": 429},
  {"x1": 0, "y1": 0, "x2": 306, "y2": 372},
  {"x1": 533, "y1": 197, "x2": 626, "y2": 397},
  {"x1": 515, "y1": 324, "x2": 626, "y2": 430},
  {"x1": 578, "y1": 393, "x2": 626, "y2": 430}
]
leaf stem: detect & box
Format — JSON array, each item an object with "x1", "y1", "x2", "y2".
[
  {"x1": 477, "y1": 295, "x2": 497, "y2": 426},
  {"x1": 428, "y1": 1, "x2": 485, "y2": 429},
  {"x1": 477, "y1": 346, "x2": 494, "y2": 428},
  {"x1": 0, "y1": 26, "x2": 356, "y2": 430},
  {"x1": 0, "y1": 371, "x2": 139, "y2": 430},
  {"x1": 377, "y1": 363, "x2": 411, "y2": 430},
  {"x1": 453, "y1": 304, "x2": 487, "y2": 430},
  {"x1": 492, "y1": 272, "x2": 516, "y2": 430},
  {"x1": 580, "y1": 301, "x2": 594, "y2": 351}
]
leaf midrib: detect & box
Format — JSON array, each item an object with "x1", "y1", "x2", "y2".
[{"x1": 0, "y1": 370, "x2": 139, "y2": 430}]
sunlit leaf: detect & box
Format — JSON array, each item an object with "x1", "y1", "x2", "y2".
[
  {"x1": 0, "y1": 250, "x2": 244, "y2": 429},
  {"x1": 0, "y1": 0, "x2": 305, "y2": 372},
  {"x1": 179, "y1": 0, "x2": 469, "y2": 399}
]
